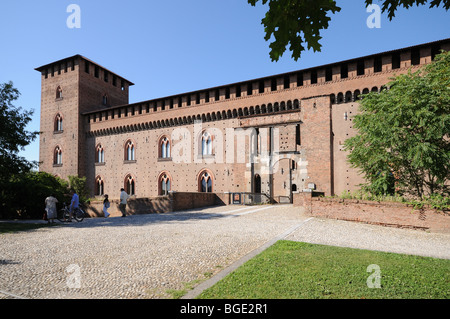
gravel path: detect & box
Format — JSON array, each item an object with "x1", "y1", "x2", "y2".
[
  {"x1": 287, "y1": 217, "x2": 450, "y2": 260},
  {"x1": 1, "y1": 205, "x2": 449, "y2": 299}
]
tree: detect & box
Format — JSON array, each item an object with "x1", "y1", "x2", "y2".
[
  {"x1": 68, "y1": 175, "x2": 90, "y2": 204},
  {"x1": 344, "y1": 51, "x2": 450, "y2": 199},
  {"x1": 1, "y1": 172, "x2": 69, "y2": 219},
  {"x1": 0, "y1": 81, "x2": 39, "y2": 181},
  {"x1": 248, "y1": 0, "x2": 450, "y2": 61}
]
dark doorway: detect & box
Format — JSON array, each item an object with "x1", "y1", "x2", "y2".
[{"x1": 254, "y1": 174, "x2": 261, "y2": 193}]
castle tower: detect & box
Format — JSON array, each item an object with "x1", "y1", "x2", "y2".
[{"x1": 35, "y1": 55, "x2": 133, "y2": 180}]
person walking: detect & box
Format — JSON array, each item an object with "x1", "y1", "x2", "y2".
[
  {"x1": 119, "y1": 188, "x2": 129, "y2": 217},
  {"x1": 69, "y1": 189, "x2": 79, "y2": 222},
  {"x1": 45, "y1": 194, "x2": 58, "y2": 224},
  {"x1": 103, "y1": 194, "x2": 110, "y2": 218}
]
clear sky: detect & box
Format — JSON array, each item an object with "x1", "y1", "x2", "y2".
[{"x1": 0, "y1": 0, "x2": 449, "y2": 165}]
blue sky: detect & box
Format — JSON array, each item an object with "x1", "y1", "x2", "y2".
[{"x1": 0, "y1": 0, "x2": 449, "y2": 165}]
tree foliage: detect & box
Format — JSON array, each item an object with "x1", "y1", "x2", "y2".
[
  {"x1": 0, "y1": 81, "x2": 39, "y2": 180},
  {"x1": 0, "y1": 82, "x2": 92, "y2": 219},
  {"x1": 344, "y1": 51, "x2": 450, "y2": 199},
  {"x1": 68, "y1": 175, "x2": 90, "y2": 204},
  {"x1": 0, "y1": 172, "x2": 70, "y2": 219},
  {"x1": 248, "y1": 0, "x2": 450, "y2": 61}
]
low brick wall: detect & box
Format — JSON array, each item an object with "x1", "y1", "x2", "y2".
[
  {"x1": 293, "y1": 192, "x2": 449, "y2": 233},
  {"x1": 86, "y1": 192, "x2": 229, "y2": 218},
  {"x1": 86, "y1": 197, "x2": 171, "y2": 217},
  {"x1": 171, "y1": 192, "x2": 229, "y2": 211}
]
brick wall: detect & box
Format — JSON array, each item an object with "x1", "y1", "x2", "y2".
[
  {"x1": 332, "y1": 101, "x2": 366, "y2": 195},
  {"x1": 293, "y1": 192, "x2": 449, "y2": 233},
  {"x1": 86, "y1": 192, "x2": 229, "y2": 217}
]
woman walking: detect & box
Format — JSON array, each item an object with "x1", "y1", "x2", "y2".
[{"x1": 103, "y1": 194, "x2": 110, "y2": 218}]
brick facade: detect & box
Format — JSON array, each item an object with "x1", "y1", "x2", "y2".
[{"x1": 35, "y1": 39, "x2": 450, "y2": 201}]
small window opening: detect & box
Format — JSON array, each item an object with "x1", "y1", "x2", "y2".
[
  {"x1": 310, "y1": 70, "x2": 317, "y2": 84},
  {"x1": 247, "y1": 82, "x2": 253, "y2": 96},
  {"x1": 341, "y1": 64, "x2": 348, "y2": 79},
  {"x1": 284, "y1": 75, "x2": 290, "y2": 89},
  {"x1": 392, "y1": 53, "x2": 401, "y2": 69},
  {"x1": 271, "y1": 78, "x2": 277, "y2": 91},
  {"x1": 259, "y1": 80, "x2": 264, "y2": 94},
  {"x1": 357, "y1": 60, "x2": 365, "y2": 76},
  {"x1": 325, "y1": 68, "x2": 333, "y2": 82},
  {"x1": 374, "y1": 56, "x2": 382, "y2": 73},
  {"x1": 297, "y1": 73, "x2": 303, "y2": 86},
  {"x1": 236, "y1": 85, "x2": 241, "y2": 98},
  {"x1": 411, "y1": 49, "x2": 421, "y2": 66}
]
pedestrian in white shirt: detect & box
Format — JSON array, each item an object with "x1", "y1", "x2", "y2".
[
  {"x1": 119, "y1": 188, "x2": 129, "y2": 217},
  {"x1": 45, "y1": 195, "x2": 58, "y2": 224}
]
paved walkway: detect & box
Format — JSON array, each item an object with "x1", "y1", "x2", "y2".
[{"x1": 1, "y1": 205, "x2": 449, "y2": 299}]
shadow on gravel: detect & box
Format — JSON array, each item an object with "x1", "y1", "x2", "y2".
[
  {"x1": 0, "y1": 205, "x2": 275, "y2": 232},
  {"x1": 24, "y1": 206, "x2": 244, "y2": 231},
  {"x1": 0, "y1": 260, "x2": 21, "y2": 265}
]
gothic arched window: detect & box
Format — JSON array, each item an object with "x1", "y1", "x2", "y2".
[
  {"x1": 95, "y1": 176, "x2": 104, "y2": 196},
  {"x1": 56, "y1": 86, "x2": 63, "y2": 99},
  {"x1": 159, "y1": 172, "x2": 172, "y2": 196},
  {"x1": 102, "y1": 94, "x2": 108, "y2": 106},
  {"x1": 159, "y1": 136, "x2": 171, "y2": 159},
  {"x1": 201, "y1": 131, "x2": 213, "y2": 156},
  {"x1": 54, "y1": 146, "x2": 62, "y2": 165},
  {"x1": 125, "y1": 140, "x2": 135, "y2": 161},
  {"x1": 96, "y1": 144, "x2": 105, "y2": 163},
  {"x1": 54, "y1": 114, "x2": 63, "y2": 132},
  {"x1": 124, "y1": 174, "x2": 135, "y2": 196},
  {"x1": 199, "y1": 170, "x2": 213, "y2": 193}
]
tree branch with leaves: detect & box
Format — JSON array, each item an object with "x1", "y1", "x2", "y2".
[{"x1": 248, "y1": 0, "x2": 450, "y2": 61}]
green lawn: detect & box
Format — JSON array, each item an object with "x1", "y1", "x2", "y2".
[{"x1": 197, "y1": 241, "x2": 449, "y2": 299}]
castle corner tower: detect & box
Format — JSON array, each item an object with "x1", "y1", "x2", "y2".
[{"x1": 35, "y1": 55, "x2": 134, "y2": 180}]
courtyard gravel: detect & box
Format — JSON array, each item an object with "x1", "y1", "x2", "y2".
[{"x1": 0, "y1": 205, "x2": 448, "y2": 299}]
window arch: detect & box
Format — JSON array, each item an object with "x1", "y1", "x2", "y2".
[
  {"x1": 95, "y1": 176, "x2": 104, "y2": 196},
  {"x1": 201, "y1": 131, "x2": 213, "y2": 156},
  {"x1": 198, "y1": 170, "x2": 213, "y2": 193},
  {"x1": 345, "y1": 91, "x2": 353, "y2": 103},
  {"x1": 159, "y1": 136, "x2": 171, "y2": 159},
  {"x1": 54, "y1": 113, "x2": 63, "y2": 132},
  {"x1": 56, "y1": 86, "x2": 63, "y2": 99},
  {"x1": 158, "y1": 172, "x2": 172, "y2": 196},
  {"x1": 124, "y1": 139, "x2": 136, "y2": 161},
  {"x1": 54, "y1": 146, "x2": 62, "y2": 165},
  {"x1": 124, "y1": 174, "x2": 136, "y2": 196},
  {"x1": 96, "y1": 144, "x2": 105, "y2": 163}
]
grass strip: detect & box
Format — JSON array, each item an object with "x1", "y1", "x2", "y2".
[{"x1": 198, "y1": 241, "x2": 449, "y2": 299}]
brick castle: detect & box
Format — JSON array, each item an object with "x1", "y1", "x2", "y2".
[{"x1": 36, "y1": 38, "x2": 450, "y2": 202}]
